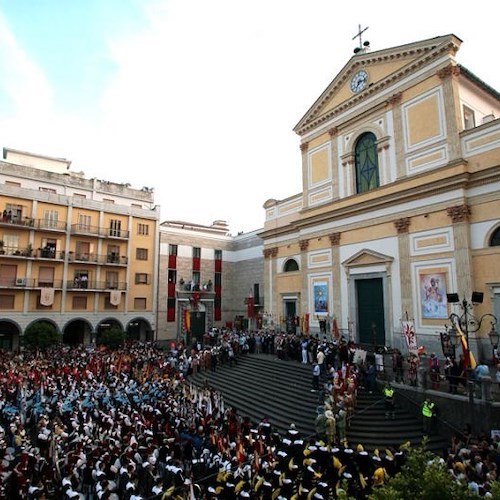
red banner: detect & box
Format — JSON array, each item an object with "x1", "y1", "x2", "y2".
[{"x1": 247, "y1": 296, "x2": 254, "y2": 317}]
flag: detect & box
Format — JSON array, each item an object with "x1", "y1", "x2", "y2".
[
  {"x1": 184, "y1": 309, "x2": 191, "y2": 332},
  {"x1": 236, "y1": 439, "x2": 245, "y2": 464},
  {"x1": 332, "y1": 316, "x2": 340, "y2": 339},
  {"x1": 455, "y1": 321, "x2": 476, "y2": 369},
  {"x1": 247, "y1": 296, "x2": 255, "y2": 318},
  {"x1": 40, "y1": 287, "x2": 54, "y2": 306},
  {"x1": 110, "y1": 290, "x2": 121, "y2": 305},
  {"x1": 402, "y1": 320, "x2": 417, "y2": 353}
]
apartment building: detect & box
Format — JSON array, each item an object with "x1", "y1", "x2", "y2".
[
  {"x1": 0, "y1": 148, "x2": 159, "y2": 350},
  {"x1": 157, "y1": 220, "x2": 263, "y2": 343}
]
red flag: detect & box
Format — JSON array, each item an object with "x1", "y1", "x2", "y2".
[
  {"x1": 332, "y1": 316, "x2": 340, "y2": 339},
  {"x1": 236, "y1": 439, "x2": 245, "y2": 464},
  {"x1": 247, "y1": 296, "x2": 254, "y2": 318}
]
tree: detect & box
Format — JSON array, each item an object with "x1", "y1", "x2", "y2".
[
  {"x1": 369, "y1": 442, "x2": 477, "y2": 500},
  {"x1": 23, "y1": 321, "x2": 60, "y2": 349},
  {"x1": 98, "y1": 326, "x2": 125, "y2": 348}
]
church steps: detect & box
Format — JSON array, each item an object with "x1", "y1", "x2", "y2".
[{"x1": 189, "y1": 353, "x2": 448, "y2": 454}]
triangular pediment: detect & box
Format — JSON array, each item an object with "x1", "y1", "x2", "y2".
[
  {"x1": 342, "y1": 249, "x2": 394, "y2": 268},
  {"x1": 294, "y1": 34, "x2": 462, "y2": 135}
]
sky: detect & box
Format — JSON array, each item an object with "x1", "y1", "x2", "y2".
[{"x1": 0, "y1": 1, "x2": 498, "y2": 235}]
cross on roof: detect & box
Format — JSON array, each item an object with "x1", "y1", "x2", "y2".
[{"x1": 352, "y1": 24, "x2": 369, "y2": 50}]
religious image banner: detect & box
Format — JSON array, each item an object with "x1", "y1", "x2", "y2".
[
  {"x1": 401, "y1": 320, "x2": 418, "y2": 353},
  {"x1": 419, "y1": 272, "x2": 447, "y2": 319},
  {"x1": 313, "y1": 281, "x2": 328, "y2": 313}
]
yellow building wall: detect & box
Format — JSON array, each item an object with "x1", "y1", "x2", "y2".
[
  {"x1": 277, "y1": 273, "x2": 301, "y2": 292},
  {"x1": 310, "y1": 148, "x2": 329, "y2": 184},
  {"x1": 406, "y1": 93, "x2": 440, "y2": 146}
]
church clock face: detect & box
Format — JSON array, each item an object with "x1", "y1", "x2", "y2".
[{"x1": 350, "y1": 69, "x2": 368, "y2": 93}]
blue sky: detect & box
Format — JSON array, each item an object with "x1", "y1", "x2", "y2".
[{"x1": 0, "y1": 1, "x2": 498, "y2": 233}]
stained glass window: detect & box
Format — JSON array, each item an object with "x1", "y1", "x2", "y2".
[{"x1": 355, "y1": 132, "x2": 379, "y2": 193}]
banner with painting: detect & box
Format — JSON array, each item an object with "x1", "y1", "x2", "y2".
[
  {"x1": 313, "y1": 281, "x2": 328, "y2": 314},
  {"x1": 420, "y1": 272, "x2": 448, "y2": 319},
  {"x1": 401, "y1": 319, "x2": 418, "y2": 354}
]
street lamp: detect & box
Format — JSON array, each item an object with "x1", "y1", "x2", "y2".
[
  {"x1": 488, "y1": 323, "x2": 499, "y2": 363},
  {"x1": 446, "y1": 292, "x2": 498, "y2": 371}
]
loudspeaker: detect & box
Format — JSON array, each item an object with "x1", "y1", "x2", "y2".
[
  {"x1": 446, "y1": 293, "x2": 459, "y2": 304},
  {"x1": 471, "y1": 291, "x2": 484, "y2": 304}
]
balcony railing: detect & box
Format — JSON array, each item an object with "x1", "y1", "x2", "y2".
[
  {"x1": 70, "y1": 224, "x2": 129, "y2": 239},
  {"x1": 0, "y1": 245, "x2": 35, "y2": 257},
  {"x1": 66, "y1": 280, "x2": 127, "y2": 291},
  {"x1": 0, "y1": 278, "x2": 64, "y2": 288},
  {"x1": 0, "y1": 247, "x2": 129, "y2": 266},
  {"x1": 0, "y1": 216, "x2": 68, "y2": 232},
  {"x1": 64, "y1": 252, "x2": 128, "y2": 265}
]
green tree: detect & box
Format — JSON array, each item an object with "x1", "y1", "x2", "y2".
[
  {"x1": 23, "y1": 321, "x2": 60, "y2": 349},
  {"x1": 369, "y1": 443, "x2": 475, "y2": 500},
  {"x1": 98, "y1": 326, "x2": 125, "y2": 348}
]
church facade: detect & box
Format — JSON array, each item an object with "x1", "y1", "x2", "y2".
[{"x1": 259, "y1": 34, "x2": 500, "y2": 360}]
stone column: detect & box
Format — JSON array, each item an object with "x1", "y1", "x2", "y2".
[
  {"x1": 394, "y1": 217, "x2": 413, "y2": 320},
  {"x1": 299, "y1": 239, "x2": 309, "y2": 321},
  {"x1": 263, "y1": 247, "x2": 279, "y2": 322},
  {"x1": 328, "y1": 128, "x2": 339, "y2": 199},
  {"x1": 447, "y1": 204, "x2": 473, "y2": 295},
  {"x1": 341, "y1": 153, "x2": 355, "y2": 197},
  {"x1": 386, "y1": 93, "x2": 404, "y2": 179},
  {"x1": 300, "y1": 142, "x2": 309, "y2": 208},
  {"x1": 329, "y1": 232, "x2": 342, "y2": 324},
  {"x1": 437, "y1": 65, "x2": 462, "y2": 161}
]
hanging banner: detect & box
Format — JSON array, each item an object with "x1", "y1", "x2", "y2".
[
  {"x1": 401, "y1": 320, "x2": 418, "y2": 354},
  {"x1": 110, "y1": 290, "x2": 122, "y2": 306},
  {"x1": 246, "y1": 296, "x2": 254, "y2": 317},
  {"x1": 332, "y1": 315, "x2": 340, "y2": 339},
  {"x1": 313, "y1": 281, "x2": 328, "y2": 313},
  {"x1": 40, "y1": 288, "x2": 54, "y2": 306}
]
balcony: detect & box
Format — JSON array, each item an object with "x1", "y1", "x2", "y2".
[
  {"x1": 66, "y1": 280, "x2": 127, "y2": 291},
  {"x1": 63, "y1": 252, "x2": 128, "y2": 265},
  {"x1": 0, "y1": 245, "x2": 35, "y2": 257},
  {"x1": 0, "y1": 278, "x2": 63, "y2": 289},
  {"x1": 0, "y1": 215, "x2": 68, "y2": 232},
  {"x1": 70, "y1": 224, "x2": 129, "y2": 239}
]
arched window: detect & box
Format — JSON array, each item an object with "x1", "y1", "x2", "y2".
[
  {"x1": 355, "y1": 132, "x2": 379, "y2": 193},
  {"x1": 284, "y1": 259, "x2": 299, "y2": 272},
  {"x1": 490, "y1": 227, "x2": 500, "y2": 247}
]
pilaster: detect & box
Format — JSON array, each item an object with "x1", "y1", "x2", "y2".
[
  {"x1": 437, "y1": 65, "x2": 462, "y2": 161},
  {"x1": 328, "y1": 128, "x2": 339, "y2": 199},
  {"x1": 329, "y1": 232, "x2": 342, "y2": 320},
  {"x1": 300, "y1": 142, "x2": 309, "y2": 209},
  {"x1": 386, "y1": 92, "x2": 404, "y2": 179},
  {"x1": 394, "y1": 218, "x2": 413, "y2": 318},
  {"x1": 447, "y1": 204, "x2": 473, "y2": 294}
]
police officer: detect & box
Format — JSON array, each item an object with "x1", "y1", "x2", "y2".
[
  {"x1": 383, "y1": 383, "x2": 395, "y2": 419},
  {"x1": 421, "y1": 398, "x2": 436, "y2": 434}
]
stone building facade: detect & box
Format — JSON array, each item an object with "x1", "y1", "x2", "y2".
[{"x1": 259, "y1": 34, "x2": 500, "y2": 360}]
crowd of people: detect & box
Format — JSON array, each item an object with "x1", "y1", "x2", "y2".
[{"x1": 0, "y1": 330, "x2": 498, "y2": 499}]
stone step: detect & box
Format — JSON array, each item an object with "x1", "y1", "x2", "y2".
[
  {"x1": 189, "y1": 354, "x2": 448, "y2": 454},
  {"x1": 347, "y1": 387, "x2": 448, "y2": 453},
  {"x1": 189, "y1": 354, "x2": 318, "y2": 437}
]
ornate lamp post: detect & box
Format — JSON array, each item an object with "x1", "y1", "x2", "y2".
[
  {"x1": 446, "y1": 292, "x2": 498, "y2": 371},
  {"x1": 488, "y1": 324, "x2": 499, "y2": 364},
  {"x1": 446, "y1": 292, "x2": 497, "y2": 403}
]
